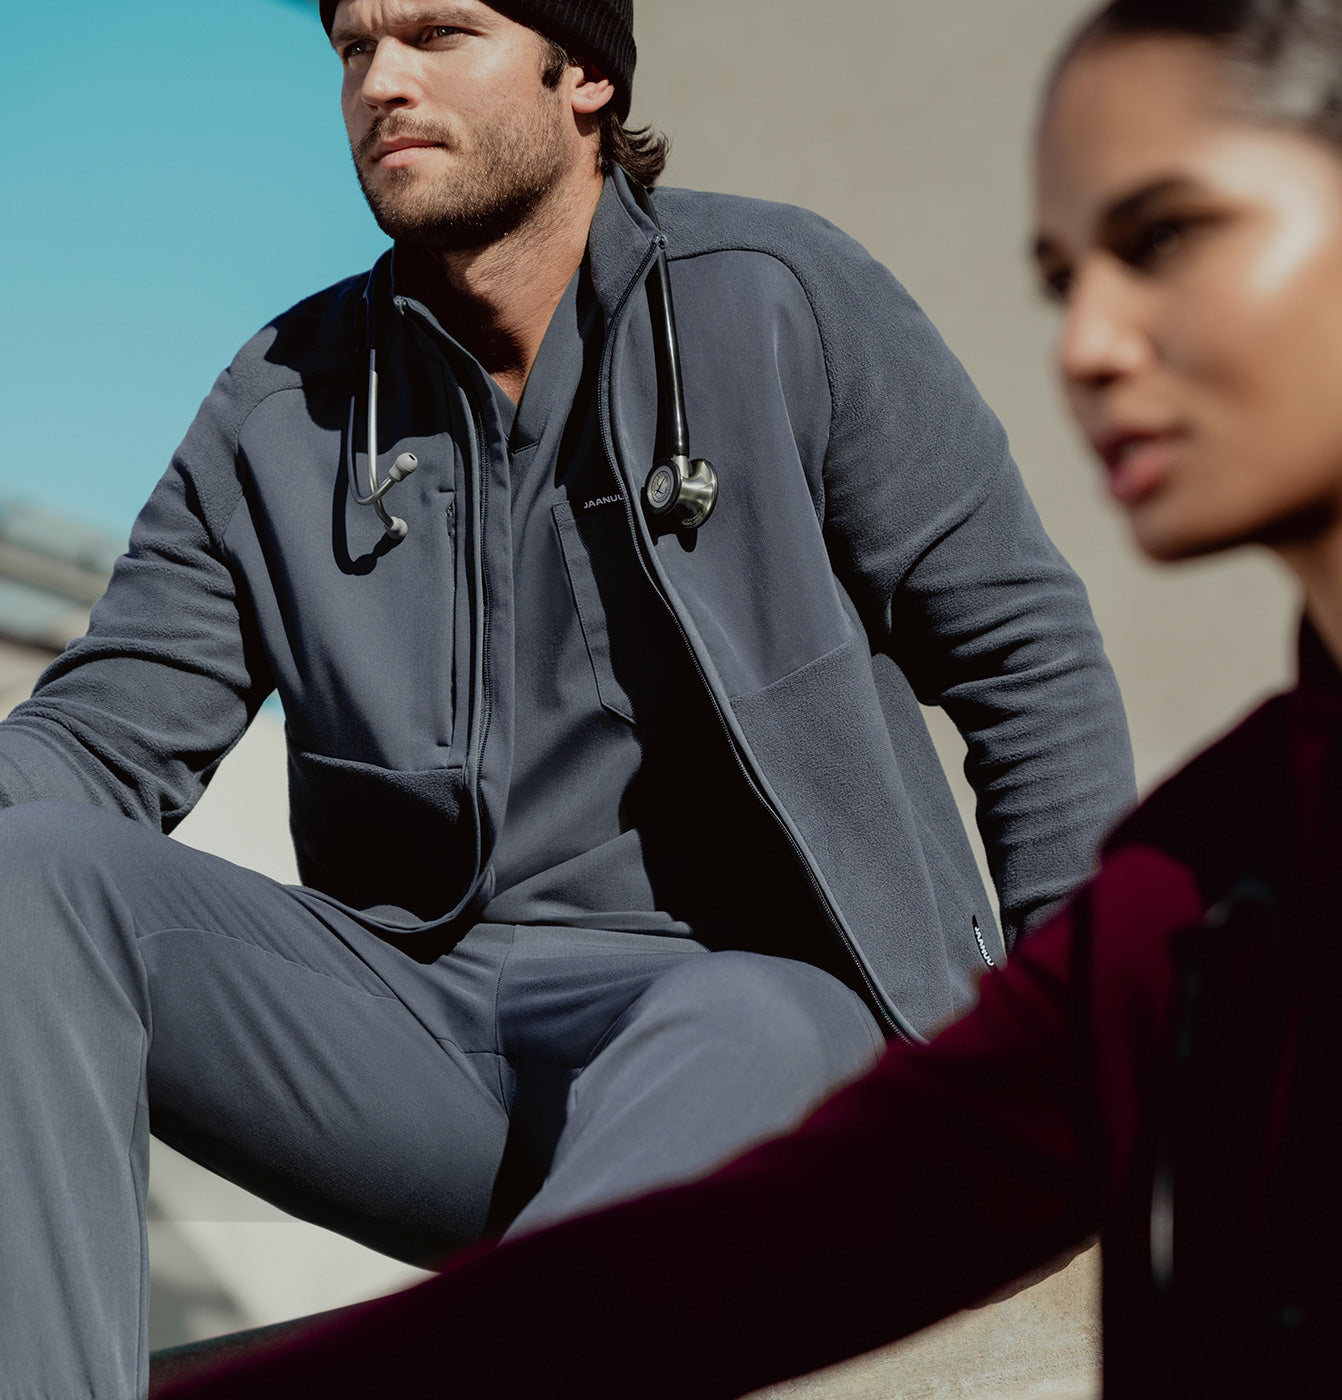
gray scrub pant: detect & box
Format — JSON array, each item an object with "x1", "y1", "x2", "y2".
[{"x1": 0, "y1": 801, "x2": 885, "y2": 1400}]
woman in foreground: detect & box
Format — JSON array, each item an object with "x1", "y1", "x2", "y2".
[{"x1": 167, "y1": 1, "x2": 1342, "y2": 1394}]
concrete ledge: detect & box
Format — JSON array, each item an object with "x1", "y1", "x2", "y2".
[{"x1": 748, "y1": 1246, "x2": 1099, "y2": 1400}]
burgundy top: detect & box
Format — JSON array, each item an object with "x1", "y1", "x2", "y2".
[{"x1": 166, "y1": 623, "x2": 1342, "y2": 1399}]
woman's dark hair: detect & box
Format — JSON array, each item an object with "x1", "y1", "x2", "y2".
[
  {"x1": 1061, "y1": 0, "x2": 1342, "y2": 149},
  {"x1": 541, "y1": 41, "x2": 671, "y2": 187}
]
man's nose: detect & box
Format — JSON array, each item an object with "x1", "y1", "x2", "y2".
[
  {"x1": 1056, "y1": 261, "x2": 1152, "y2": 391},
  {"x1": 360, "y1": 39, "x2": 417, "y2": 112}
]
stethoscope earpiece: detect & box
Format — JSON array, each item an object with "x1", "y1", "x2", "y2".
[
  {"x1": 378, "y1": 453, "x2": 419, "y2": 539},
  {"x1": 347, "y1": 302, "x2": 421, "y2": 542}
]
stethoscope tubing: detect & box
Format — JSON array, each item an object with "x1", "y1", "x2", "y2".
[
  {"x1": 348, "y1": 184, "x2": 717, "y2": 541},
  {"x1": 347, "y1": 291, "x2": 418, "y2": 540},
  {"x1": 350, "y1": 350, "x2": 393, "y2": 506}
]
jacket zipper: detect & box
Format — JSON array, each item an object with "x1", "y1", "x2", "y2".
[
  {"x1": 402, "y1": 300, "x2": 495, "y2": 919},
  {"x1": 465, "y1": 390, "x2": 491, "y2": 898},
  {"x1": 597, "y1": 241, "x2": 912, "y2": 1043}
]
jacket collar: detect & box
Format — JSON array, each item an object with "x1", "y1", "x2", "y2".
[
  {"x1": 585, "y1": 167, "x2": 663, "y2": 324},
  {"x1": 379, "y1": 168, "x2": 661, "y2": 340}
]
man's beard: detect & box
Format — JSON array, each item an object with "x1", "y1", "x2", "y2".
[{"x1": 352, "y1": 99, "x2": 571, "y2": 254}]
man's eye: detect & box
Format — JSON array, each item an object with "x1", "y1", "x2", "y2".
[
  {"x1": 427, "y1": 25, "x2": 464, "y2": 40},
  {"x1": 341, "y1": 39, "x2": 372, "y2": 61}
]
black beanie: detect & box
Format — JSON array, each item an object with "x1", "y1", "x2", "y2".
[{"x1": 319, "y1": 1, "x2": 636, "y2": 120}]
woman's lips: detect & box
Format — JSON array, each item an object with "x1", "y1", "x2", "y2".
[{"x1": 1096, "y1": 430, "x2": 1185, "y2": 504}]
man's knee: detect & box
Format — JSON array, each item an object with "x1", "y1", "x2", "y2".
[
  {"x1": 0, "y1": 800, "x2": 147, "y2": 886},
  {"x1": 632, "y1": 952, "x2": 883, "y2": 1090},
  {"x1": 0, "y1": 802, "x2": 156, "y2": 1023},
  {"x1": 0, "y1": 801, "x2": 164, "y2": 970}
]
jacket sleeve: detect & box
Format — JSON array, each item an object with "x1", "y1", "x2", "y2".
[
  {"x1": 0, "y1": 378, "x2": 272, "y2": 829},
  {"x1": 159, "y1": 898, "x2": 1100, "y2": 1400},
  {"x1": 801, "y1": 228, "x2": 1134, "y2": 944}
]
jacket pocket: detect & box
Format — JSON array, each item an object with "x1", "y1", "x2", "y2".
[
  {"x1": 287, "y1": 744, "x2": 475, "y2": 925},
  {"x1": 552, "y1": 500, "x2": 676, "y2": 727}
]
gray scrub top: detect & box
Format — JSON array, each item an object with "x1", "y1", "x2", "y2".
[{"x1": 476, "y1": 267, "x2": 835, "y2": 969}]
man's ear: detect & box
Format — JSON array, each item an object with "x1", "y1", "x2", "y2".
[{"x1": 569, "y1": 58, "x2": 616, "y2": 116}]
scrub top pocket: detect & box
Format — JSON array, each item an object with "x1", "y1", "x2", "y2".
[{"x1": 552, "y1": 499, "x2": 680, "y2": 728}]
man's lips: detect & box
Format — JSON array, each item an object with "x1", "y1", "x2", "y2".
[
  {"x1": 370, "y1": 136, "x2": 445, "y2": 168},
  {"x1": 1089, "y1": 427, "x2": 1187, "y2": 505}
]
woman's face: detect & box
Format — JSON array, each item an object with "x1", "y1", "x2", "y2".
[{"x1": 1034, "y1": 35, "x2": 1342, "y2": 564}]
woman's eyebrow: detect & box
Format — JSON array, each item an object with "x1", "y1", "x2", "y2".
[
  {"x1": 1098, "y1": 176, "x2": 1205, "y2": 233},
  {"x1": 1032, "y1": 176, "x2": 1208, "y2": 268}
]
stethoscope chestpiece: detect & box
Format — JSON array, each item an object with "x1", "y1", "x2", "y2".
[{"x1": 644, "y1": 453, "x2": 718, "y2": 531}]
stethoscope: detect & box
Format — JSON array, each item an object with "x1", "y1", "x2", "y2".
[
  {"x1": 348, "y1": 183, "x2": 719, "y2": 541},
  {"x1": 627, "y1": 180, "x2": 719, "y2": 531}
]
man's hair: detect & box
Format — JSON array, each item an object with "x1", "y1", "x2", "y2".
[
  {"x1": 1060, "y1": 0, "x2": 1342, "y2": 151},
  {"x1": 540, "y1": 40, "x2": 671, "y2": 187}
]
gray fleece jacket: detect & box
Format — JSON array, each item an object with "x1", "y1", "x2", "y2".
[{"x1": 0, "y1": 172, "x2": 1133, "y2": 1040}]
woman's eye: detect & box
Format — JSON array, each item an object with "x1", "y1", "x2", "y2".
[
  {"x1": 1038, "y1": 266, "x2": 1073, "y2": 304},
  {"x1": 1124, "y1": 218, "x2": 1195, "y2": 271}
]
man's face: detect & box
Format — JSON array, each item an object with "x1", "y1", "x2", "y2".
[{"x1": 331, "y1": 1, "x2": 578, "y2": 252}]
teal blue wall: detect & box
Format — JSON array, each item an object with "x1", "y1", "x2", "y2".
[{"x1": 1, "y1": 0, "x2": 384, "y2": 536}]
